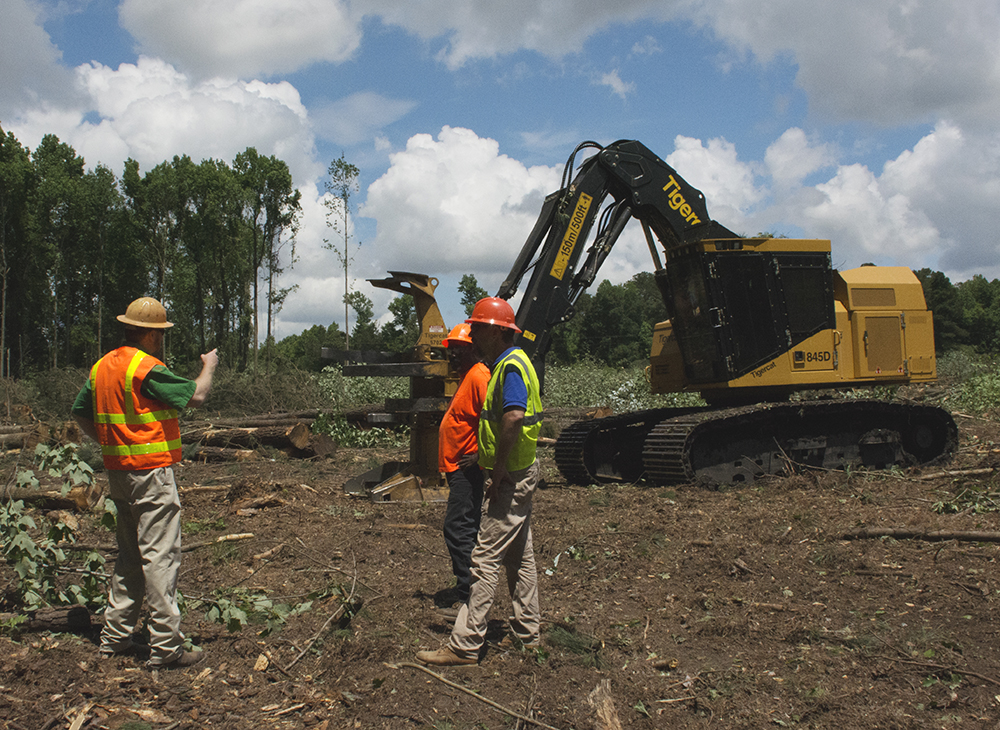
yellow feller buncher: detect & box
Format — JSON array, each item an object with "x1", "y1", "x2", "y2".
[
  {"x1": 343, "y1": 139, "x2": 957, "y2": 496},
  {"x1": 496, "y1": 139, "x2": 956, "y2": 486}
]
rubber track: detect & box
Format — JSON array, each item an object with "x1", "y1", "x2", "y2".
[
  {"x1": 554, "y1": 400, "x2": 958, "y2": 487},
  {"x1": 642, "y1": 400, "x2": 957, "y2": 487},
  {"x1": 553, "y1": 407, "x2": 706, "y2": 485}
]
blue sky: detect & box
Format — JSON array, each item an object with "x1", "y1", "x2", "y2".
[{"x1": 4, "y1": 0, "x2": 1000, "y2": 339}]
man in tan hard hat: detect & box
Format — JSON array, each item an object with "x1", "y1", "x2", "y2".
[{"x1": 72, "y1": 297, "x2": 218, "y2": 668}]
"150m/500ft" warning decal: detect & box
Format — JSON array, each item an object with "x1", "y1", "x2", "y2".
[{"x1": 550, "y1": 193, "x2": 593, "y2": 281}]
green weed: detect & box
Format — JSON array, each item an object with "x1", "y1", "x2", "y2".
[
  {"x1": 312, "y1": 412, "x2": 409, "y2": 448},
  {"x1": 543, "y1": 361, "x2": 704, "y2": 410}
]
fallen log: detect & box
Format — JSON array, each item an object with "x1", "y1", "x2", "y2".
[
  {"x1": 232, "y1": 495, "x2": 286, "y2": 515},
  {"x1": 182, "y1": 532, "x2": 254, "y2": 552},
  {"x1": 198, "y1": 423, "x2": 313, "y2": 450},
  {"x1": 0, "y1": 606, "x2": 92, "y2": 633},
  {"x1": 842, "y1": 527, "x2": 1000, "y2": 543},
  {"x1": 0, "y1": 485, "x2": 99, "y2": 512},
  {"x1": 188, "y1": 445, "x2": 258, "y2": 462},
  {"x1": 916, "y1": 467, "x2": 993, "y2": 481},
  {"x1": 0, "y1": 424, "x2": 49, "y2": 450}
]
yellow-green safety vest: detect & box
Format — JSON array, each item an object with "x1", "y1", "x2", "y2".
[{"x1": 478, "y1": 348, "x2": 543, "y2": 472}]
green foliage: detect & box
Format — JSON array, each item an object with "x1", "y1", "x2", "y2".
[
  {"x1": 201, "y1": 365, "x2": 332, "y2": 416},
  {"x1": 936, "y1": 352, "x2": 1000, "y2": 416},
  {"x1": 932, "y1": 483, "x2": 1000, "y2": 514},
  {"x1": 0, "y1": 444, "x2": 106, "y2": 610},
  {"x1": 12, "y1": 121, "x2": 1000, "y2": 381},
  {"x1": 0, "y1": 127, "x2": 306, "y2": 376},
  {"x1": 578, "y1": 274, "x2": 668, "y2": 366},
  {"x1": 312, "y1": 412, "x2": 409, "y2": 448},
  {"x1": 0, "y1": 499, "x2": 106, "y2": 610},
  {"x1": 35, "y1": 442, "x2": 95, "y2": 495},
  {"x1": 544, "y1": 361, "x2": 704, "y2": 410},
  {"x1": 341, "y1": 291, "x2": 378, "y2": 351},
  {"x1": 184, "y1": 517, "x2": 226, "y2": 534},
  {"x1": 915, "y1": 269, "x2": 969, "y2": 353},
  {"x1": 270, "y1": 322, "x2": 346, "y2": 371},
  {"x1": 379, "y1": 295, "x2": 419, "y2": 353},
  {"x1": 546, "y1": 625, "x2": 601, "y2": 667},
  {"x1": 458, "y1": 274, "x2": 488, "y2": 316},
  {"x1": 200, "y1": 582, "x2": 342, "y2": 636},
  {"x1": 315, "y1": 365, "x2": 408, "y2": 409},
  {"x1": 324, "y1": 154, "x2": 361, "y2": 346}
]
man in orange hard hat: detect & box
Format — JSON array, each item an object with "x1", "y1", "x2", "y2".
[
  {"x1": 72, "y1": 297, "x2": 218, "y2": 669},
  {"x1": 417, "y1": 297, "x2": 543, "y2": 666},
  {"x1": 435, "y1": 323, "x2": 490, "y2": 617}
]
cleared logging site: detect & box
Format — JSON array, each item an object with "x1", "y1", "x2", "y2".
[{"x1": 2, "y1": 379, "x2": 1000, "y2": 729}]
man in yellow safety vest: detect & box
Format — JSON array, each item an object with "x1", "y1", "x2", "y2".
[{"x1": 417, "y1": 297, "x2": 543, "y2": 666}]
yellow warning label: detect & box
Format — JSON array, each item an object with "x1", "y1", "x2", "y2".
[{"x1": 549, "y1": 193, "x2": 592, "y2": 281}]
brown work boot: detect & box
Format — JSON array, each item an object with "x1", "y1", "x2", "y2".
[
  {"x1": 435, "y1": 602, "x2": 463, "y2": 624},
  {"x1": 415, "y1": 646, "x2": 477, "y2": 666},
  {"x1": 498, "y1": 635, "x2": 541, "y2": 651}
]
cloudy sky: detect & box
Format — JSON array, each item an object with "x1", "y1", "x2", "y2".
[{"x1": 4, "y1": 0, "x2": 1000, "y2": 339}]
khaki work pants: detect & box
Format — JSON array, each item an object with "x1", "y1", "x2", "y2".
[
  {"x1": 449, "y1": 460, "x2": 540, "y2": 658},
  {"x1": 100, "y1": 467, "x2": 185, "y2": 665}
]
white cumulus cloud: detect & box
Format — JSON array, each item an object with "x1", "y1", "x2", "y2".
[
  {"x1": 689, "y1": 0, "x2": 1000, "y2": 128},
  {"x1": 0, "y1": 0, "x2": 81, "y2": 121},
  {"x1": 597, "y1": 70, "x2": 635, "y2": 99},
  {"x1": 361, "y1": 126, "x2": 561, "y2": 289},
  {"x1": 9, "y1": 57, "x2": 323, "y2": 185},
  {"x1": 119, "y1": 0, "x2": 361, "y2": 78},
  {"x1": 358, "y1": 0, "x2": 681, "y2": 69},
  {"x1": 765, "y1": 128, "x2": 836, "y2": 189},
  {"x1": 756, "y1": 122, "x2": 1000, "y2": 280},
  {"x1": 665, "y1": 134, "x2": 763, "y2": 229}
]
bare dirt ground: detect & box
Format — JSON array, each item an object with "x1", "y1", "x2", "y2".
[{"x1": 3, "y1": 409, "x2": 1000, "y2": 729}]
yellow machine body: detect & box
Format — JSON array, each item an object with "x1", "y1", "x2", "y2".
[{"x1": 649, "y1": 238, "x2": 937, "y2": 400}]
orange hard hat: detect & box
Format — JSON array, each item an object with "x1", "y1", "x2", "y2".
[
  {"x1": 465, "y1": 297, "x2": 521, "y2": 333},
  {"x1": 116, "y1": 297, "x2": 173, "y2": 329},
  {"x1": 443, "y1": 323, "x2": 474, "y2": 348}
]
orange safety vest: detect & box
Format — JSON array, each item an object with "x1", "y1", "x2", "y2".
[
  {"x1": 438, "y1": 362, "x2": 490, "y2": 473},
  {"x1": 90, "y1": 347, "x2": 183, "y2": 470}
]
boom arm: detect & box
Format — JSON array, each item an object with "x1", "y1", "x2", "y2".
[{"x1": 496, "y1": 140, "x2": 737, "y2": 365}]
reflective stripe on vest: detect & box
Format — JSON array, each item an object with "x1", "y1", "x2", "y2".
[
  {"x1": 478, "y1": 348, "x2": 543, "y2": 472},
  {"x1": 91, "y1": 347, "x2": 182, "y2": 470}
]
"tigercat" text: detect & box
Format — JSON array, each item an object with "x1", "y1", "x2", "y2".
[{"x1": 662, "y1": 175, "x2": 702, "y2": 225}]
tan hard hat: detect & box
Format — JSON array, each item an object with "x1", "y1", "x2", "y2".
[{"x1": 117, "y1": 297, "x2": 174, "y2": 329}]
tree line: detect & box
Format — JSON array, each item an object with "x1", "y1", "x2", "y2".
[
  {"x1": 2, "y1": 125, "x2": 996, "y2": 379},
  {"x1": 0, "y1": 126, "x2": 300, "y2": 377}
]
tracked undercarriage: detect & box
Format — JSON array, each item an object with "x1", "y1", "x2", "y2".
[{"x1": 554, "y1": 400, "x2": 958, "y2": 487}]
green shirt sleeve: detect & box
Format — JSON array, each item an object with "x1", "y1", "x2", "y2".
[
  {"x1": 71, "y1": 381, "x2": 93, "y2": 420},
  {"x1": 142, "y1": 365, "x2": 197, "y2": 410}
]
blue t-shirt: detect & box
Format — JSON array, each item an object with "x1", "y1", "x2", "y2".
[{"x1": 495, "y1": 347, "x2": 527, "y2": 412}]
